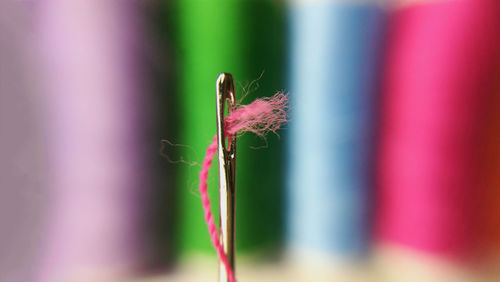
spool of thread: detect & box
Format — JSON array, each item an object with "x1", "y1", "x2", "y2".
[
  {"x1": 37, "y1": 1, "x2": 146, "y2": 280},
  {"x1": 0, "y1": 2, "x2": 48, "y2": 280},
  {"x1": 478, "y1": 69, "x2": 500, "y2": 257},
  {"x1": 175, "y1": 0, "x2": 285, "y2": 257},
  {"x1": 376, "y1": 0, "x2": 500, "y2": 257},
  {"x1": 287, "y1": 0, "x2": 386, "y2": 261}
]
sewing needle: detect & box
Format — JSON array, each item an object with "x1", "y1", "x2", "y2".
[{"x1": 216, "y1": 73, "x2": 237, "y2": 282}]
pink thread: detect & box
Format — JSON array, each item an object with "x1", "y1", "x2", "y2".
[{"x1": 198, "y1": 93, "x2": 288, "y2": 282}]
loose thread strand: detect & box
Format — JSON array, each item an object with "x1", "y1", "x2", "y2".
[{"x1": 198, "y1": 136, "x2": 235, "y2": 282}]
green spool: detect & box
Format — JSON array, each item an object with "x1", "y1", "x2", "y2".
[{"x1": 174, "y1": 0, "x2": 286, "y2": 258}]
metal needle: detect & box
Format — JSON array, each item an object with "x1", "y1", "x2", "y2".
[{"x1": 216, "y1": 73, "x2": 237, "y2": 282}]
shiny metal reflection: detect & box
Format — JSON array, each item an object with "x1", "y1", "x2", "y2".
[{"x1": 216, "y1": 73, "x2": 237, "y2": 282}]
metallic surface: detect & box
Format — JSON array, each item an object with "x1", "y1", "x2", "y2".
[{"x1": 216, "y1": 73, "x2": 237, "y2": 282}]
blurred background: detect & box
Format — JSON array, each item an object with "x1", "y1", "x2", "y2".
[{"x1": 2, "y1": 0, "x2": 500, "y2": 281}]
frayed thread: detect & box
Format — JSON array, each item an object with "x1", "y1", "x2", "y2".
[{"x1": 226, "y1": 92, "x2": 288, "y2": 136}]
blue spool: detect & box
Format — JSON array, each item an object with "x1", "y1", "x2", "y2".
[{"x1": 287, "y1": 1, "x2": 386, "y2": 258}]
